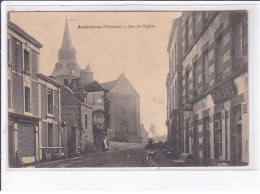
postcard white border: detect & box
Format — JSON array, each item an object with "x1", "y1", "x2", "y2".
[{"x1": 1, "y1": 1, "x2": 260, "y2": 190}]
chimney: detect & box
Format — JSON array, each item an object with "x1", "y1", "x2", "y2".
[
  {"x1": 64, "y1": 79, "x2": 69, "y2": 86},
  {"x1": 71, "y1": 78, "x2": 81, "y2": 91}
]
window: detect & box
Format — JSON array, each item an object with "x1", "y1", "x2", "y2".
[
  {"x1": 175, "y1": 81, "x2": 178, "y2": 108},
  {"x1": 77, "y1": 129, "x2": 82, "y2": 147},
  {"x1": 8, "y1": 79, "x2": 12, "y2": 108},
  {"x1": 192, "y1": 12, "x2": 197, "y2": 39},
  {"x1": 215, "y1": 35, "x2": 223, "y2": 76},
  {"x1": 236, "y1": 20, "x2": 243, "y2": 60},
  {"x1": 185, "y1": 19, "x2": 189, "y2": 52},
  {"x1": 170, "y1": 89, "x2": 173, "y2": 112},
  {"x1": 175, "y1": 44, "x2": 177, "y2": 66},
  {"x1": 193, "y1": 61, "x2": 198, "y2": 96},
  {"x1": 172, "y1": 86, "x2": 175, "y2": 110},
  {"x1": 48, "y1": 123, "x2": 53, "y2": 147},
  {"x1": 185, "y1": 123, "x2": 190, "y2": 153},
  {"x1": 203, "y1": 12, "x2": 209, "y2": 25},
  {"x1": 47, "y1": 89, "x2": 54, "y2": 114},
  {"x1": 214, "y1": 116, "x2": 222, "y2": 159},
  {"x1": 193, "y1": 121, "x2": 199, "y2": 159},
  {"x1": 185, "y1": 70, "x2": 189, "y2": 102},
  {"x1": 171, "y1": 51, "x2": 174, "y2": 75},
  {"x1": 25, "y1": 87, "x2": 30, "y2": 112},
  {"x1": 24, "y1": 49, "x2": 30, "y2": 72},
  {"x1": 202, "y1": 49, "x2": 209, "y2": 84},
  {"x1": 123, "y1": 98, "x2": 127, "y2": 110},
  {"x1": 8, "y1": 38, "x2": 11, "y2": 64},
  {"x1": 174, "y1": 43, "x2": 177, "y2": 72},
  {"x1": 85, "y1": 114, "x2": 88, "y2": 129}
]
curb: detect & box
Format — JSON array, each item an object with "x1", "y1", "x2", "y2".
[
  {"x1": 146, "y1": 152, "x2": 158, "y2": 167},
  {"x1": 32, "y1": 151, "x2": 104, "y2": 168}
]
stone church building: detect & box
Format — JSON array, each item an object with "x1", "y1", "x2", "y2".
[
  {"x1": 102, "y1": 73, "x2": 142, "y2": 143},
  {"x1": 51, "y1": 18, "x2": 142, "y2": 145},
  {"x1": 51, "y1": 17, "x2": 93, "y2": 85}
]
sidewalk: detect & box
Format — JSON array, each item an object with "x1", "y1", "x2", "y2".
[
  {"x1": 24, "y1": 151, "x2": 104, "y2": 168},
  {"x1": 25, "y1": 141, "x2": 143, "y2": 168}
]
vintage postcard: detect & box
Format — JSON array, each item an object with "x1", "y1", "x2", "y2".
[{"x1": 5, "y1": 10, "x2": 248, "y2": 168}]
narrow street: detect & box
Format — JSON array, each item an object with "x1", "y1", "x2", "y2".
[{"x1": 36, "y1": 142, "x2": 150, "y2": 168}]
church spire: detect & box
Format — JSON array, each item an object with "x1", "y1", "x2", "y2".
[
  {"x1": 61, "y1": 16, "x2": 74, "y2": 50},
  {"x1": 51, "y1": 17, "x2": 81, "y2": 79},
  {"x1": 58, "y1": 17, "x2": 76, "y2": 63},
  {"x1": 85, "y1": 62, "x2": 92, "y2": 72}
]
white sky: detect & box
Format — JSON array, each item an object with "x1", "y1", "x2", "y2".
[{"x1": 10, "y1": 12, "x2": 182, "y2": 136}]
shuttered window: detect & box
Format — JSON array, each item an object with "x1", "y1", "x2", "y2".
[
  {"x1": 24, "y1": 49, "x2": 30, "y2": 72},
  {"x1": 236, "y1": 20, "x2": 243, "y2": 60},
  {"x1": 215, "y1": 34, "x2": 224, "y2": 75},
  {"x1": 48, "y1": 123, "x2": 54, "y2": 147},
  {"x1": 202, "y1": 49, "x2": 209, "y2": 84},
  {"x1": 185, "y1": 19, "x2": 189, "y2": 52},
  {"x1": 193, "y1": 61, "x2": 198, "y2": 96},
  {"x1": 47, "y1": 89, "x2": 53, "y2": 114},
  {"x1": 25, "y1": 87, "x2": 30, "y2": 112},
  {"x1": 185, "y1": 70, "x2": 189, "y2": 102}
]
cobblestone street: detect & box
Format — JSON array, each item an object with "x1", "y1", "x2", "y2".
[{"x1": 36, "y1": 142, "x2": 150, "y2": 168}]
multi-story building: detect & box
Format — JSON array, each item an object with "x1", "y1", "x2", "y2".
[
  {"x1": 167, "y1": 11, "x2": 248, "y2": 166},
  {"x1": 8, "y1": 20, "x2": 63, "y2": 166},
  {"x1": 166, "y1": 17, "x2": 183, "y2": 152}
]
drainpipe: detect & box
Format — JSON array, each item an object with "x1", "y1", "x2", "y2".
[
  {"x1": 13, "y1": 123, "x2": 18, "y2": 165},
  {"x1": 35, "y1": 124, "x2": 39, "y2": 162}
]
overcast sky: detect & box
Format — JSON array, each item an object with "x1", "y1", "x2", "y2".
[{"x1": 11, "y1": 11, "x2": 182, "y2": 136}]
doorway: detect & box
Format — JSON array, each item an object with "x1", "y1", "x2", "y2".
[
  {"x1": 8, "y1": 124, "x2": 14, "y2": 166},
  {"x1": 203, "y1": 117, "x2": 210, "y2": 166}
]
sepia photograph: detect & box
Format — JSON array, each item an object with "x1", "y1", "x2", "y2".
[{"x1": 6, "y1": 10, "x2": 248, "y2": 168}]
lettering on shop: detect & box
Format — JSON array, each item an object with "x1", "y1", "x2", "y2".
[{"x1": 211, "y1": 80, "x2": 237, "y2": 104}]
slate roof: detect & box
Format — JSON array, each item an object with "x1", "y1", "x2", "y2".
[
  {"x1": 8, "y1": 21, "x2": 43, "y2": 48},
  {"x1": 101, "y1": 73, "x2": 139, "y2": 96},
  {"x1": 101, "y1": 80, "x2": 117, "y2": 90},
  {"x1": 81, "y1": 81, "x2": 108, "y2": 93},
  {"x1": 60, "y1": 17, "x2": 75, "y2": 51}
]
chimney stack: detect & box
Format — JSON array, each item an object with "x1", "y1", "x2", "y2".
[{"x1": 71, "y1": 78, "x2": 81, "y2": 91}]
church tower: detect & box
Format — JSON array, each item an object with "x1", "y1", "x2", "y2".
[
  {"x1": 51, "y1": 17, "x2": 81, "y2": 84},
  {"x1": 80, "y1": 63, "x2": 94, "y2": 84}
]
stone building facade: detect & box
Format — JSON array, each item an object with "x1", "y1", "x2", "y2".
[
  {"x1": 166, "y1": 17, "x2": 183, "y2": 151},
  {"x1": 60, "y1": 85, "x2": 94, "y2": 154},
  {"x1": 8, "y1": 20, "x2": 63, "y2": 165},
  {"x1": 166, "y1": 11, "x2": 248, "y2": 166},
  {"x1": 102, "y1": 73, "x2": 142, "y2": 143}
]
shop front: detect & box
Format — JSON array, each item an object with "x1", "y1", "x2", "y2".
[
  {"x1": 8, "y1": 112, "x2": 40, "y2": 166},
  {"x1": 211, "y1": 74, "x2": 248, "y2": 166}
]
